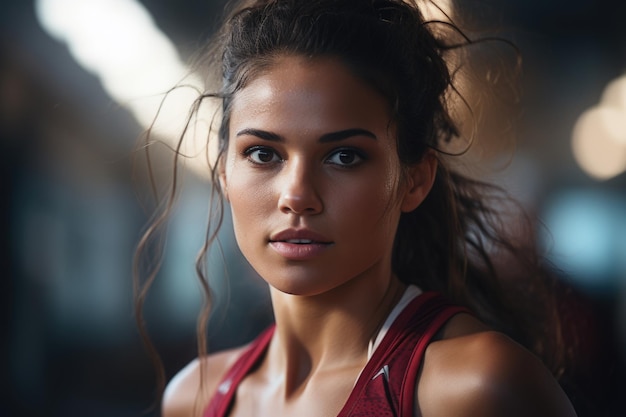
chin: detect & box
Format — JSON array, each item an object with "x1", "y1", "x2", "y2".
[
  {"x1": 269, "y1": 280, "x2": 333, "y2": 298},
  {"x1": 261, "y1": 270, "x2": 345, "y2": 298}
]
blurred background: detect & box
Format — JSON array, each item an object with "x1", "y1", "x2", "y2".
[{"x1": 1, "y1": 0, "x2": 625, "y2": 416}]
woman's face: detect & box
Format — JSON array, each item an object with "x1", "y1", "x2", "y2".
[{"x1": 221, "y1": 55, "x2": 425, "y2": 296}]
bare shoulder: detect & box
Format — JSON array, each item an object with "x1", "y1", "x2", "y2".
[
  {"x1": 417, "y1": 315, "x2": 576, "y2": 417},
  {"x1": 162, "y1": 345, "x2": 248, "y2": 417}
]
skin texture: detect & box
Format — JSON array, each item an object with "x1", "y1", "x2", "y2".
[
  {"x1": 221, "y1": 55, "x2": 430, "y2": 298},
  {"x1": 162, "y1": 56, "x2": 577, "y2": 417}
]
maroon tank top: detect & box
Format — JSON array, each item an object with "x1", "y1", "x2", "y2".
[{"x1": 204, "y1": 291, "x2": 468, "y2": 417}]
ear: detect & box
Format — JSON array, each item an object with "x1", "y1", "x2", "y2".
[{"x1": 400, "y1": 151, "x2": 437, "y2": 212}]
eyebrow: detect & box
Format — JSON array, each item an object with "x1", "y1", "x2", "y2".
[{"x1": 235, "y1": 128, "x2": 377, "y2": 142}]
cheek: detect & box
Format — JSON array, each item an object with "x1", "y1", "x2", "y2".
[
  {"x1": 228, "y1": 179, "x2": 267, "y2": 215},
  {"x1": 224, "y1": 166, "x2": 273, "y2": 235},
  {"x1": 367, "y1": 157, "x2": 404, "y2": 211},
  {"x1": 333, "y1": 168, "x2": 402, "y2": 228}
]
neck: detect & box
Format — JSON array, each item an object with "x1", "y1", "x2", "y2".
[{"x1": 265, "y1": 269, "x2": 406, "y2": 396}]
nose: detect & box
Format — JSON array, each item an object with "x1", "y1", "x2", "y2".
[{"x1": 277, "y1": 159, "x2": 323, "y2": 215}]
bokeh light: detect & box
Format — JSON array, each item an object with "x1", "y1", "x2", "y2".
[
  {"x1": 34, "y1": 0, "x2": 215, "y2": 176},
  {"x1": 572, "y1": 74, "x2": 626, "y2": 180}
]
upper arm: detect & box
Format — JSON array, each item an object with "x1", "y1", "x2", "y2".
[
  {"x1": 417, "y1": 331, "x2": 577, "y2": 417},
  {"x1": 162, "y1": 348, "x2": 245, "y2": 417},
  {"x1": 162, "y1": 358, "x2": 210, "y2": 417}
]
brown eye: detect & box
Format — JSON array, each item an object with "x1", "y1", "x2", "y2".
[
  {"x1": 326, "y1": 149, "x2": 364, "y2": 167},
  {"x1": 245, "y1": 146, "x2": 281, "y2": 164}
]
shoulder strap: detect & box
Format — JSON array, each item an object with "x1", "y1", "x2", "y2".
[
  {"x1": 399, "y1": 293, "x2": 468, "y2": 416},
  {"x1": 203, "y1": 326, "x2": 275, "y2": 417},
  {"x1": 339, "y1": 292, "x2": 469, "y2": 417}
]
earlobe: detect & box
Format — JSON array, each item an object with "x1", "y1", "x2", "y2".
[{"x1": 400, "y1": 151, "x2": 437, "y2": 212}]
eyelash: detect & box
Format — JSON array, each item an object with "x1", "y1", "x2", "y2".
[
  {"x1": 242, "y1": 146, "x2": 367, "y2": 168},
  {"x1": 325, "y1": 148, "x2": 366, "y2": 167},
  {"x1": 243, "y1": 146, "x2": 281, "y2": 165}
]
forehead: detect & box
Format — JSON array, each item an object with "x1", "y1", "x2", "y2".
[{"x1": 229, "y1": 55, "x2": 392, "y2": 132}]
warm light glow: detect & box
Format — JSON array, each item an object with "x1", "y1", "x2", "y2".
[
  {"x1": 418, "y1": 0, "x2": 453, "y2": 22},
  {"x1": 35, "y1": 0, "x2": 216, "y2": 178},
  {"x1": 572, "y1": 73, "x2": 626, "y2": 180},
  {"x1": 601, "y1": 75, "x2": 626, "y2": 114},
  {"x1": 572, "y1": 107, "x2": 626, "y2": 180}
]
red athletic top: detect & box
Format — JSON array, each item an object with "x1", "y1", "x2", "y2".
[{"x1": 204, "y1": 291, "x2": 469, "y2": 417}]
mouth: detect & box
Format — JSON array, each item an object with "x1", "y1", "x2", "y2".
[
  {"x1": 282, "y1": 239, "x2": 316, "y2": 244},
  {"x1": 269, "y1": 229, "x2": 333, "y2": 245},
  {"x1": 269, "y1": 229, "x2": 333, "y2": 260}
]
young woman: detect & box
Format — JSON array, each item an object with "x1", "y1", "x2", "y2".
[{"x1": 137, "y1": 0, "x2": 578, "y2": 415}]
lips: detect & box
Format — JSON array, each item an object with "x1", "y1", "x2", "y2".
[
  {"x1": 269, "y1": 229, "x2": 333, "y2": 245},
  {"x1": 269, "y1": 229, "x2": 333, "y2": 260}
]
